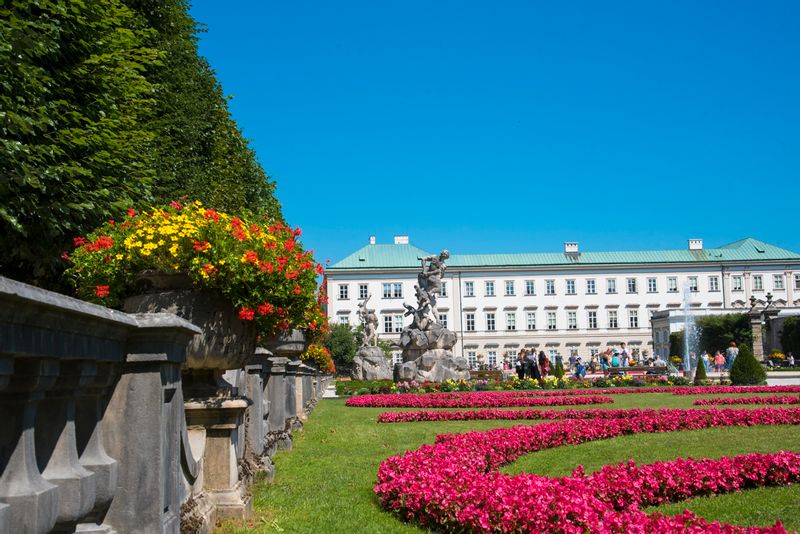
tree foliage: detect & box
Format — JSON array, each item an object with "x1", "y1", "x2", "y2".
[
  {"x1": 696, "y1": 314, "x2": 752, "y2": 355},
  {"x1": 693, "y1": 356, "x2": 707, "y2": 384},
  {"x1": 0, "y1": 0, "x2": 282, "y2": 287},
  {"x1": 0, "y1": 0, "x2": 158, "y2": 284},
  {"x1": 780, "y1": 316, "x2": 800, "y2": 357},
  {"x1": 325, "y1": 323, "x2": 358, "y2": 367},
  {"x1": 730, "y1": 343, "x2": 767, "y2": 386},
  {"x1": 669, "y1": 331, "x2": 684, "y2": 358}
]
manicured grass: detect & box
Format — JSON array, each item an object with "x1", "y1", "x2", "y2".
[{"x1": 218, "y1": 392, "x2": 800, "y2": 533}]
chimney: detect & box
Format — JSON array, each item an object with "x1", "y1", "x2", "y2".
[
  {"x1": 688, "y1": 239, "x2": 703, "y2": 251},
  {"x1": 369, "y1": 235, "x2": 376, "y2": 245},
  {"x1": 564, "y1": 242, "x2": 579, "y2": 254},
  {"x1": 393, "y1": 235, "x2": 409, "y2": 245}
]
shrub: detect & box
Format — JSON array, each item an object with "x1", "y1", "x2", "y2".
[
  {"x1": 780, "y1": 316, "x2": 800, "y2": 357},
  {"x1": 696, "y1": 314, "x2": 752, "y2": 354},
  {"x1": 553, "y1": 360, "x2": 565, "y2": 379},
  {"x1": 693, "y1": 356, "x2": 707, "y2": 384},
  {"x1": 729, "y1": 344, "x2": 767, "y2": 386},
  {"x1": 326, "y1": 323, "x2": 358, "y2": 367}
]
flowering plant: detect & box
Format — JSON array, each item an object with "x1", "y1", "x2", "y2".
[
  {"x1": 64, "y1": 201, "x2": 329, "y2": 340},
  {"x1": 375, "y1": 407, "x2": 800, "y2": 532},
  {"x1": 345, "y1": 391, "x2": 614, "y2": 408},
  {"x1": 693, "y1": 395, "x2": 800, "y2": 406},
  {"x1": 299, "y1": 344, "x2": 335, "y2": 374}
]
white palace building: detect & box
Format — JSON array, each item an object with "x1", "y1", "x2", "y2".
[{"x1": 325, "y1": 236, "x2": 800, "y2": 368}]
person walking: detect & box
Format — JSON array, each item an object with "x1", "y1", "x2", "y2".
[
  {"x1": 538, "y1": 351, "x2": 550, "y2": 377},
  {"x1": 515, "y1": 352, "x2": 525, "y2": 380},
  {"x1": 725, "y1": 342, "x2": 739, "y2": 370},
  {"x1": 714, "y1": 350, "x2": 725, "y2": 373}
]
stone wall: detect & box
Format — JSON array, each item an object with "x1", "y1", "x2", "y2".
[{"x1": 0, "y1": 276, "x2": 333, "y2": 534}]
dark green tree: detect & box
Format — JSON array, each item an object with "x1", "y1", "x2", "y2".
[
  {"x1": 729, "y1": 343, "x2": 767, "y2": 386},
  {"x1": 125, "y1": 0, "x2": 282, "y2": 218},
  {"x1": 696, "y1": 314, "x2": 752, "y2": 355},
  {"x1": 780, "y1": 317, "x2": 800, "y2": 358},
  {"x1": 693, "y1": 356, "x2": 707, "y2": 384},
  {"x1": 325, "y1": 323, "x2": 357, "y2": 368},
  {"x1": 552, "y1": 360, "x2": 565, "y2": 379},
  {"x1": 669, "y1": 331, "x2": 685, "y2": 358},
  {"x1": 0, "y1": 0, "x2": 158, "y2": 285}
]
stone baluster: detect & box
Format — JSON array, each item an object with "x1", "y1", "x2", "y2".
[
  {"x1": 0, "y1": 358, "x2": 60, "y2": 534},
  {"x1": 285, "y1": 360, "x2": 302, "y2": 429},
  {"x1": 35, "y1": 360, "x2": 98, "y2": 532},
  {"x1": 262, "y1": 356, "x2": 291, "y2": 451}
]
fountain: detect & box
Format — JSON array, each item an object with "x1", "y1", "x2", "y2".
[{"x1": 682, "y1": 281, "x2": 699, "y2": 374}]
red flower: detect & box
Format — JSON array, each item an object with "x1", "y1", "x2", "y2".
[
  {"x1": 293, "y1": 285, "x2": 302, "y2": 295},
  {"x1": 243, "y1": 250, "x2": 259, "y2": 263},
  {"x1": 284, "y1": 239, "x2": 296, "y2": 252},
  {"x1": 203, "y1": 209, "x2": 220, "y2": 222},
  {"x1": 315, "y1": 264, "x2": 324, "y2": 275},
  {"x1": 127, "y1": 208, "x2": 136, "y2": 217},
  {"x1": 61, "y1": 251, "x2": 69, "y2": 260},
  {"x1": 95, "y1": 285, "x2": 110, "y2": 298},
  {"x1": 73, "y1": 237, "x2": 86, "y2": 247},
  {"x1": 108, "y1": 219, "x2": 115, "y2": 227},
  {"x1": 238, "y1": 307, "x2": 255, "y2": 321},
  {"x1": 285, "y1": 270, "x2": 299, "y2": 280},
  {"x1": 169, "y1": 200, "x2": 183, "y2": 210},
  {"x1": 193, "y1": 241, "x2": 210, "y2": 251},
  {"x1": 293, "y1": 226, "x2": 302, "y2": 237},
  {"x1": 257, "y1": 303, "x2": 274, "y2": 315}
]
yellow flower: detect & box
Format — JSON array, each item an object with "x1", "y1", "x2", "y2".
[{"x1": 115, "y1": 254, "x2": 124, "y2": 260}]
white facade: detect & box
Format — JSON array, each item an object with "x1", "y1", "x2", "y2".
[{"x1": 326, "y1": 238, "x2": 800, "y2": 366}]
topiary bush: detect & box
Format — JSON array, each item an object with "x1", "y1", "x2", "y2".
[
  {"x1": 729, "y1": 344, "x2": 767, "y2": 386},
  {"x1": 693, "y1": 356, "x2": 708, "y2": 384},
  {"x1": 553, "y1": 360, "x2": 565, "y2": 379}
]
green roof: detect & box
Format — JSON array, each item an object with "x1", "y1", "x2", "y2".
[{"x1": 328, "y1": 238, "x2": 800, "y2": 270}]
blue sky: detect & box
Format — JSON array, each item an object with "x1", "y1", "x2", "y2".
[{"x1": 190, "y1": 1, "x2": 799, "y2": 263}]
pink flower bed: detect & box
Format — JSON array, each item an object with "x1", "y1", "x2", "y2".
[
  {"x1": 346, "y1": 392, "x2": 614, "y2": 408},
  {"x1": 673, "y1": 386, "x2": 800, "y2": 396},
  {"x1": 694, "y1": 395, "x2": 800, "y2": 406},
  {"x1": 375, "y1": 407, "x2": 800, "y2": 532},
  {"x1": 378, "y1": 407, "x2": 696, "y2": 423}
]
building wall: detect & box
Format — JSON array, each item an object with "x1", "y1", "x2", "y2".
[{"x1": 327, "y1": 264, "x2": 800, "y2": 366}]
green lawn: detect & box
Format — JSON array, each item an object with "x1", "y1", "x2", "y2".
[{"x1": 218, "y1": 393, "x2": 800, "y2": 533}]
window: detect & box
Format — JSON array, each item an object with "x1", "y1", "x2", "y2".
[
  {"x1": 465, "y1": 313, "x2": 475, "y2": 332},
  {"x1": 668, "y1": 277, "x2": 678, "y2": 293},
  {"x1": 587, "y1": 310, "x2": 597, "y2": 329},
  {"x1": 358, "y1": 283, "x2": 368, "y2": 299},
  {"x1": 438, "y1": 314, "x2": 448, "y2": 329},
  {"x1": 526, "y1": 312, "x2": 536, "y2": 330},
  {"x1": 566, "y1": 279, "x2": 576, "y2": 295},
  {"x1": 487, "y1": 351, "x2": 497, "y2": 368},
  {"x1": 709, "y1": 276, "x2": 720, "y2": 292},
  {"x1": 392, "y1": 352, "x2": 403, "y2": 366},
  {"x1": 795, "y1": 274, "x2": 800, "y2": 290},
  {"x1": 383, "y1": 316, "x2": 394, "y2": 333},
  {"x1": 626, "y1": 278, "x2": 637, "y2": 294},
  {"x1": 464, "y1": 281, "x2": 475, "y2": 297},
  {"x1": 440, "y1": 281, "x2": 448, "y2": 297},
  {"x1": 486, "y1": 313, "x2": 496, "y2": 331},
  {"x1": 688, "y1": 276, "x2": 698, "y2": 292},
  {"x1": 629, "y1": 309, "x2": 639, "y2": 328},
  {"x1": 732, "y1": 275, "x2": 743, "y2": 291},
  {"x1": 647, "y1": 277, "x2": 657, "y2": 293},
  {"x1": 774, "y1": 274, "x2": 784, "y2": 290},
  {"x1": 506, "y1": 312, "x2": 516, "y2": 331},
  {"x1": 567, "y1": 311, "x2": 577, "y2": 329},
  {"x1": 607, "y1": 278, "x2": 617, "y2": 294},
  {"x1": 393, "y1": 314, "x2": 403, "y2": 332},
  {"x1": 753, "y1": 275, "x2": 763, "y2": 291},
  {"x1": 525, "y1": 280, "x2": 536, "y2": 296},
  {"x1": 608, "y1": 310, "x2": 618, "y2": 329},
  {"x1": 338, "y1": 316, "x2": 349, "y2": 325},
  {"x1": 467, "y1": 351, "x2": 477, "y2": 368},
  {"x1": 590, "y1": 348, "x2": 599, "y2": 358},
  {"x1": 485, "y1": 281, "x2": 495, "y2": 297},
  {"x1": 338, "y1": 284, "x2": 349, "y2": 300},
  {"x1": 547, "y1": 312, "x2": 557, "y2": 330},
  {"x1": 586, "y1": 279, "x2": 596, "y2": 294},
  {"x1": 545, "y1": 279, "x2": 556, "y2": 295},
  {"x1": 549, "y1": 349, "x2": 559, "y2": 359},
  {"x1": 382, "y1": 283, "x2": 402, "y2": 298},
  {"x1": 505, "y1": 280, "x2": 515, "y2": 296},
  {"x1": 508, "y1": 350, "x2": 517, "y2": 360}
]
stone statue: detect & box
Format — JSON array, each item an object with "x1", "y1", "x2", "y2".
[
  {"x1": 357, "y1": 295, "x2": 378, "y2": 347},
  {"x1": 417, "y1": 250, "x2": 449, "y2": 319},
  {"x1": 395, "y1": 247, "x2": 468, "y2": 383}
]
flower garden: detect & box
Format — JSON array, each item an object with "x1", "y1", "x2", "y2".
[{"x1": 216, "y1": 384, "x2": 800, "y2": 534}]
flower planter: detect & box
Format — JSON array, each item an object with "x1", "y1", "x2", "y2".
[{"x1": 260, "y1": 329, "x2": 307, "y2": 360}]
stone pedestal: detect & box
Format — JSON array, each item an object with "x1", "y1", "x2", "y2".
[
  {"x1": 184, "y1": 399, "x2": 251, "y2": 521},
  {"x1": 351, "y1": 346, "x2": 393, "y2": 380},
  {"x1": 750, "y1": 311, "x2": 765, "y2": 361},
  {"x1": 262, "y1": 356, "x2": 291, "y2": 451}
]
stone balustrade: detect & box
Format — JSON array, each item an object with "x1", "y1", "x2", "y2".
[{"x1": 0, "y1": 276, "x2": 332, "y2": 534}]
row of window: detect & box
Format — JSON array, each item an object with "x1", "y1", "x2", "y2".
[
  {"x1": 360, "y1": 310, "x2": 641, "y2": 333},
  {"x1": 337, "y1": 274, "x2": 797, "y2": 300}
]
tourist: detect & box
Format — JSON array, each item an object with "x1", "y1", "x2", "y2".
[
  {"x1": 700, "y1": 350, "x2": 710, "y2": 370},
  {"x1": 568, "y1": 352, "x2": 577, "y2": 371},
  {"x1": 714, "y1": 350, "x2": 725, "y2": 372},
  {"x1": 788, "y1": 352, "x2": 796, "y2": 367},
  {"x1": 515, "y1": 352, "x2": 525, "y2": 380},
  {"x1": 725, "y1": 342, "x2": 739, "y2": 369},
  {"x1": 611, "y1": 349, "x2": 621, "y2": 368},
  {"x1": 573, "y1": 358, "x2": 587, "y2": 380},
  {"x1": 619, "y1": 343, "x2": 629, "y2": 367},
  {"x1": 538, "y1": 351, "x2": 550, "y2": 376},
  {"x1": 527, "y1": 351, "x2": 542, "y2": 380}
]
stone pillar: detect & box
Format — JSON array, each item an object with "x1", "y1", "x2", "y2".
[
  {"x1": 786, "y1": 270, "x2": 795, "y2": 306},
  {"x1": 749, "y1": 310, "x2": 764, "y2": 361},
  {"x1": 744, "y1": 271, "x2": 752, "y2": 303},
  {"x1": 242, "y1": 349, "x2": 274, "y2": 481},
  {"x1": 104, "y1": 313, "x2": 200, "y2": 534},
  {"x1": 262, "y1": 355, "x2": 291, "y2": 450},
  {"x1": 722, "y1": 271, "x2": 732, "y2": 308},
  {"x1": 285, "y1": 360, "x2": 302, "y2": 427}
]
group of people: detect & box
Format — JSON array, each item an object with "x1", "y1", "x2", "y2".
[
  {"x1": 513, "y1": 349, "x2": 552, "y2": 380},
  {"x1": 687, "y1": 342, "x2": 740, "y2": 372}
]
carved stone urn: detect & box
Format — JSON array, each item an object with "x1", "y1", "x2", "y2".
[{"x1": 122, "y1": 272, "x2": 257, "y2": 395}]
